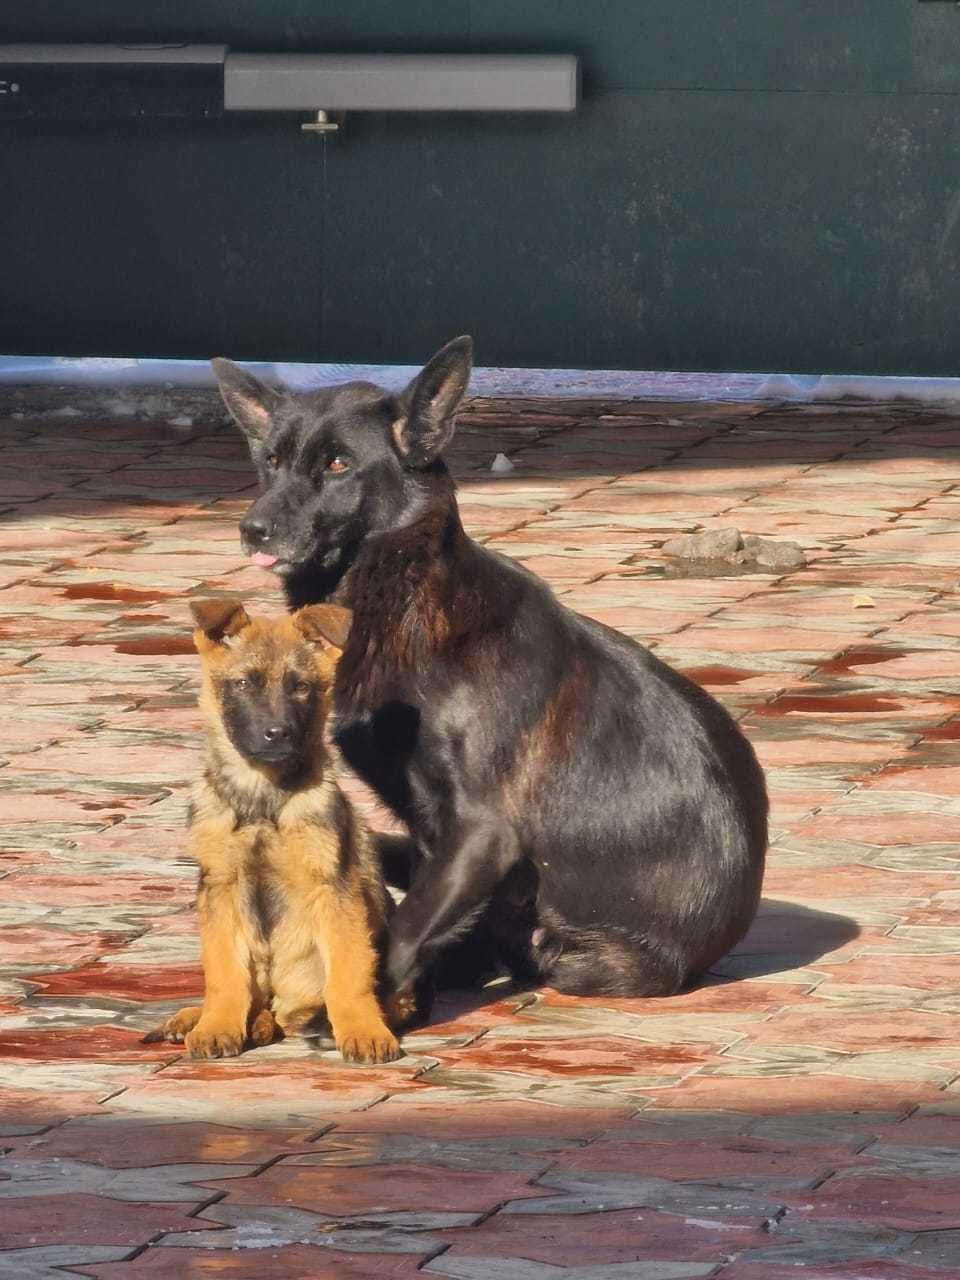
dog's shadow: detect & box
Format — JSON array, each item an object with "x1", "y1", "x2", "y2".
[
  {"x1": 417, "y1": 899, "x2": 862, "y2": 1020},
  {"x1": 430, "y1": 899, "x2": 861, "y2": 1030},
  {"x1": 302, "y1": 897, "x2": 860, "y2": 1048},
  {"x1": 708, "y1": 897, "x2": 861, "y2": 983}
]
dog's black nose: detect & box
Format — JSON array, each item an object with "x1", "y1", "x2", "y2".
[
  {"x1": 263, "y1": 725, "x2": 290, "y2": 745},
  {"x1": 241, "y1": 515, "x2": 272, "y2": 547}
]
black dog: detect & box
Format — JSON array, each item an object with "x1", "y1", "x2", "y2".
[{"x1": 212, "y1": 339, "x2": 767, "y2": 997}]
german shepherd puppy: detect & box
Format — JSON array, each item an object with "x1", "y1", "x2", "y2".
[
  {"x1": 211, "y1": 339, "x2": 768, "y2": 999},
  {"x1": 144, "y1": 598, "x2": 410, "y2": 1062}
]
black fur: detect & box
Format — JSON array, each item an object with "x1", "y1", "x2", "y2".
[
  {"x1": 215, "y1": 662, "x2": 319, "y2": 771},
  {"x1": 214, "y1": 338, "x2": 768, "y2": 998}
]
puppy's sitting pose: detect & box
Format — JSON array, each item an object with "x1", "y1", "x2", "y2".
[{"x1": 145, "y1": 599, "x2": 408, "y2": 1063}]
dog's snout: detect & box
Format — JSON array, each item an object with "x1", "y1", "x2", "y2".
[
  {"x1": 241, "y1": 515, "x2": 272, "y2": 547},
  {"x1": 262, "y1": 725, "x2": 290, "y2": 745}
]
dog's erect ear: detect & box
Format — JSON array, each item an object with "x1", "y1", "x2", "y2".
[
  {"x1": 211, "y1": 358, "x2": 282, "y2": 442},
  {"x1": 293, "y1": 604, "x2": 353, "y2": 655},
  {"x1": 393, "y1": 336, "x2": 473, "y2": 467},
  {"x1": 190, "y1": 598, "x2": 252, "y2": 649}
]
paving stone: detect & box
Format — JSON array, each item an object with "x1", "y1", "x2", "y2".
[
  {"x1": 784, "y1": 1172, "x2": 960, "y2": 1230},
  {"x1": 502, "y1": 1171, "x2": 782, "y2": 1217},
  {"x1": 73, "y1": 1246, "x2": 431, "y2": 1278},
  {"x1": 0, "y1": 1193, "x2": 213, "y2": 1248},
  {"x1": 0, "y1": 1247, "x2": 132, "y2": 1280},
  {"x1": 732, "y1": 1216, "x2": 914, "y2": 1265},
  {"x1": 548, "y1": 1135, "x2": 862, "y2": 1188},
  {"x1": 333, "y1": 1101, "x2": 631, "y2": 1139},
  {"x1": 202, "y1": 1160, "x2": 549, "y2": 1216},
  {"x1": 436, "y1": 1206, "x2": 771, "y2": 1266},
  {"x1": 0, "y1": 1158, "x2": 258, "y2": 1201},
  {"x1": 156, "y1": 1202, "x2": 449, "y2": 1251},
  {"x1": 426, "y1": 1261, "x2": 715, "y2": 1280},
  {"x1": 288, "y1": 1132, "x2": 579, "y2": 1172},
  {"x1": 14, "y1": 1117, "x2": 319, "y2": 1167}
]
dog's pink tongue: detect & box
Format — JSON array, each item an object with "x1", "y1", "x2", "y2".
[{"x1": 250, "y1": 552, "x2": 278, "y2": 568}]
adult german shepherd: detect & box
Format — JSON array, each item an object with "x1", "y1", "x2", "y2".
[{"x1": 212, "y1": 338, "x2": 767, "y2": 999}]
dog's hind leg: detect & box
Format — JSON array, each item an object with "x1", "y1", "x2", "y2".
[
  {"x1": 536, "y1": 926, "x2": 688, "y2": 998},
  {"x1": 430, "y1": 917, "x2": 501, "y2": 989},
  {"x1": 142, "y1": 1005, "x2": 203, "y2": 1045},
  {"x1": 249, "y1": 1007, "x2": 281, "y2": 1046}
]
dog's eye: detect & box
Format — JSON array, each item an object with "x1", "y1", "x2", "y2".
[
  {"x1": 292, "y1": 681, "x2": 312, "y2": 697},
  {"x1": 326, "y1": 457, "x2": 349, "y2": 474},
  {"x1": 265, "y1": 452, "x2": 279, "y2": 469},
  {"x1": 233, "y1": 677, "x2": 249, "y2": 691}
]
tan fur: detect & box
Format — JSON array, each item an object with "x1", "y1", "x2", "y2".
[{"x1": 144, "y1": 602, "x2": 409, "y2": 1064}]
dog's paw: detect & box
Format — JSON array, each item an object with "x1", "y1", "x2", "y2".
[
  {"x1": 336, "y1": 1021, "x2": 402, "y2": 1065},
  {"x1": 249, "y1": 1007, "x2": 281, "y2": 1047},
  {"x1": 184, "y1": 1021, "x2": 246, "y2": 1059},
  {"x1": 382, "y1": 986, "x2": 420, "y2": 1032},
  {"x1": 142, "y1": 1006, "x2": 203, "y2": 1045}
]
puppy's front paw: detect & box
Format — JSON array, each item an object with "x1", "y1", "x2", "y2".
[
  {"x1": 336, "y1": 1020, "x2": 401, "y2": 1065},
  {"x1": 142, "y1": 1005, "x2": 202, "y2": 1045},
  {"x1": 184, "y1": 1021, "x2": 245, "y2": 1059}
]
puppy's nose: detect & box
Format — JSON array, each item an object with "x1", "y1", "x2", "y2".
[
  {"x1": 241, "y1": 515, "x2": 272, "y2": 547},
  {"x1": 263, "y1": 725, "x2": 290, "y2": 745}
]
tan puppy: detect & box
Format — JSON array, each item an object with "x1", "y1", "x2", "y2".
[{"x1": 144, "y1": 598, "x2": 411, "y2": 1063}]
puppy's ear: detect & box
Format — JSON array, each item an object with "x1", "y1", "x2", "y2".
[
  {"x1": 211, "y1": 358, "x2": 282, "y2": 442},
  {"x1": 190, "y1": 599, "x2": 252, "y2": 652},
  {"x1": 393, "y1": 335, "x2": 473, "y2": 467},
  {"x1": 293, "y1": 604, "x2": 353, "y2": 655}
]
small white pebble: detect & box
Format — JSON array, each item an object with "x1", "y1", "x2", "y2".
[
  {"x1": 169, "y1": 415, "x2": 194, "y2": 428},
  {"x1": 491, "y1": 452, "x2": 515, "y2": 473}
]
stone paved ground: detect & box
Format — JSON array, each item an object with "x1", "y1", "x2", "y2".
[{"x1": 1, "y1": 391, "x2": 960, "y2": 1278}]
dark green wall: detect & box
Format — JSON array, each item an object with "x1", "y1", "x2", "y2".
[{"x1": 4, "y1": 3, "x2": 960, "y2": 374}]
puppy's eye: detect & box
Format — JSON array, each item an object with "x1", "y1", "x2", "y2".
[
  {"x1": 326, "y1": 457, "x2": 349, "y2": 474},
  {"x1": 265, "y1": 452, "x2": 279, "y2": 469},
  {"x1": 233, "y1": 677, "x2": 250, "y2": 691},
  {"x1": 292, "y1": 681, "x2": 312, "y2": 697}
]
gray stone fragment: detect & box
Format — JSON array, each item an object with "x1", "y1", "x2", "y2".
[
  {"x1": 662, "y1": 528, "x2": 743, "y2": 560},
  {"x1": 741, "y1": 534, "x2": 806, "y2": 570},
  {"x1": 661, "y1": 527, "x2": 805, "y2": 572}
]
